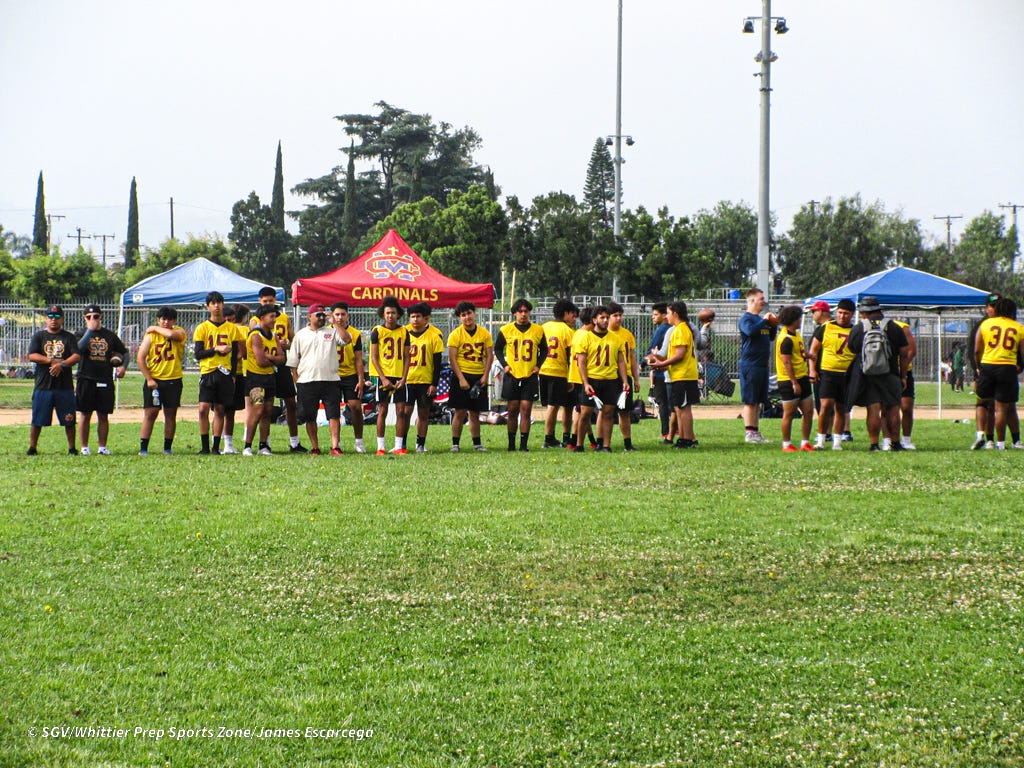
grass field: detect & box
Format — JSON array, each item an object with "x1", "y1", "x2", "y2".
[{"x1": 2, "y1": 416, "x2": 1022, "y2": 767}]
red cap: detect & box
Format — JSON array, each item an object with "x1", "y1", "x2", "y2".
[
  {"x1": 308, "y1": 304, "x2": 327, "y2": 314},
  {"x1": 809, "y1": 300, "x2": 830, "y2": 312}
]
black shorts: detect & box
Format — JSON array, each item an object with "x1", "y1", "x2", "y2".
[
  {"x1": 669, "y1": 379, "x2": 701, "y2": 409},
  {"x1": 297, "y1": 380, "x2": 341, "y2": 423},
  {"x1": 246, "y1": 372, "x2": 277, "y2": 407},
  {"x1": 539, "y1": 374, "x2": 571, "y2": 408},
  {"x1": 901, "y1": 370, "x2": 916, "y2": 399},
  {"x1": 75, "y1": 378, "x2": 115, "y2": 414},
  {"x1": 855, "y1": 373, "x2": 903, "y2": 408},
  {"x1": 144, "y1": 378, "x2": 183, "y2": 409},
  {"x1": 778, "y1": 376, "x2": 813, "y2": 403},
  {"x1": 501, "y1": 374, "x2": 539, "y2": 402},
  {"x1": 976, "y1": 364, "x2": 1020, "y2": 403},
  {"x1": 230, "y1": 373, "x2": 246, "y2": 411},
  {"x1": 339, "y1": 375, "x2": 362, "y2": 403},
  {"x1": 449, "y1": 380, "x2": 489, "y2": 412},
  {"x1": 376, "y1": 382, "x2": 410, "y2": 405},
  {"x1": 406, "y1": 383, "x2": 434, "y2": 409},
  {"x1": 274, "y1": 365, "x2": 297, "y2": 399},
  {"x1": 616, "y1": 390, "x2": 635, "y2": 414},
  {"x1": 198, "y1": 369, "x2": 236, "y2": 406},
  {"x1": 817, "y1": 369, "x2": 849, "y2": 404},
  {"x1": 581, "y1": 378, "x2": 621, "y2": 409}
]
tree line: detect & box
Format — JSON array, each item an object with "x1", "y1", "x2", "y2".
[{"x1": 2, "y1": 101, "x2": 1020, "y2": 306}]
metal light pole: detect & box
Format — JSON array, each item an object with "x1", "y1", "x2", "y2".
[
  {"x1": 612, "y1": 0, "x2": 623, "y2": 301},
  {"x1": 744, "y1": 2, "x2": 787, "y2": 298}
]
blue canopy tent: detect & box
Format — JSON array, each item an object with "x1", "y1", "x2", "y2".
[{"x1": 804, "y1": 266, "x2": 992, "y2": 417}]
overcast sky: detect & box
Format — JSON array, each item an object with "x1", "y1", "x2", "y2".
[{"x1": 2, "y1": 0, "x2": 1022, "y2": 261}]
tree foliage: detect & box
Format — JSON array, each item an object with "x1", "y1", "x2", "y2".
[
  {"x1": 946, "y1": 212, "x2": 1023, "y2": 298},
  {"x1": 10, "y1": 248, "x2": 110, "y2": 305},
  {"x1": 126, "y1": 177, "x2": 140, "y2": 269},
  {"x1": 122, "y1": 236, "x2": 237, "y2": 289},
  {"x1": 229, "y1": 192, "x2": 295, "y2": 287},
  {"x1": 583, "y1": 138, "x2": 616, "y2": 227},
  {"x1": 690, "y1": 201, "x2": 760, "y2": 291},
  {"x1": 271, "y1": 142, "x2": 285, "y2": 230},
  {"x1": 32, "y1": 172, "x2": 47, "y2": 253}
]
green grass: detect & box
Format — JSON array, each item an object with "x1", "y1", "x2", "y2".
[{"x1": 1, "y1": 418, "x2": 1022, "y2": 766}]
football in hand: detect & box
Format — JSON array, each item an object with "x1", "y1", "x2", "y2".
[
  {"x1": 109, "y1": 355, "x2": 124, "y2": 367},
  {"x1": 765, "y1": 313, "x2": 780, "y2": 327},
  {"x1": 697, "y1": 308, "x2": 715, "y2": 323}
]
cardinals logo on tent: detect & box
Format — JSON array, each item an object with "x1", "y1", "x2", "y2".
[{"x1": 365, "y1": 246, "x2": 421, "y2": 283}]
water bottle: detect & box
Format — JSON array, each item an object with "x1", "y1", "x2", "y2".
[{"x1": 152, "y1": 387, "x2": 160, "y2": 406}]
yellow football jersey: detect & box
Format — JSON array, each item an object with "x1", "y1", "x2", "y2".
[
  {"x1": 337, "y1": 327, "x2": 362, "y2": 378},
  {"x1": 446, "y1": 324, "x2": 493, "y2": 377},
  {"x1": 406, "y1": 325, "x2": 444, "y2": 385},
  {"x1": 539, "y1": 320, "x2": 575, "y2": 379},
  {"x1": 576, "y1": 329, "x2": 625, "y2": 381},
  {"x1": 815, "y1": 321, "x2": 855, "y2": 373},
  {"x1": 893, "y1": 320, "x2": 914, "y2": 372},
  {"x1": 245, "y1": 327, "x2": 280, "y2": 376},
  {"x1": 193, "y1": 320, "x2": 245, "y2": 375},
  {"x1": 978, "y1": 316, "x2": 1024, "y2": 366},
  {"x1": 498, "y1": 321, "x2": 546, "y2": 379},
  {"x1": 370, "y1": 324, "x2": 409, "y2": 378},
  {"x1": 609, "y1": 326, "x2": 638, "y2": 378},
  {"x1": 567, "y1": 327, "x2": 590, "y2": 384},
  {"x1": 775, "y1": 326, "x2": 809, "y2": 382},
  {"x1": 143, "y1": 327, "x2": 185, "y2": 381}
]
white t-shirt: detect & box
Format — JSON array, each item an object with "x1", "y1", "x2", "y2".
[{"x1": 287, "y1": 325, "x2": 347, "y2": 383}]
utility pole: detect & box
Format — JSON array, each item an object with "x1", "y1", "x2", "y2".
[
  {"x1": 169, "y1": 197, "x2": 175, "y2": 240},
  {"x1": 998, "y1": 203, "x2": 1022, "y2": 272},
  {"x1": 808, "y1": 199, "x2": 819, "y2": 216},
  {"x1": 68, "y1": 227, "x2": 92, "y2": 250},
  {"x1": 933, "y1": 215, "x2": 963, "y2": 254},
  {"x1": 94, "y1": 233, "x2": 116, "y2": 268},
  {"x1": 45, "y1": 213, "x2": 66, "y2": 252}
]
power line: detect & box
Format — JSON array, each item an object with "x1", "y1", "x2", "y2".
[{"x1": 933, "y1": 214, "x2": 963, "y2": 253}]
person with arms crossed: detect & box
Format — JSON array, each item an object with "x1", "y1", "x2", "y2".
[
  {"x1": 254, "y1": 287, "x2": 307, "y2": 453},
  {"x1": 647, "y1": 302, "x2": 674, "y2": 444},
  {"x1": 447, "y1": 301, "x2": 494, "y2": 452},
  {"x1": 194, "y1": 291, "x2": 245, "y2": 455},
  {"x1": 402, "y1": 302, "x2": 444, "y2": 453},
  {"x1": 369, "y1": 296, "x2": 411, "y2": 455},
  {"x1": 74, "y1": 303, "x2": 128, "y2": 455},
  {"x1": 808, "y1": 298, "x2": 856, "y2": 451},
  {"x1": 575, "y1": 305, "x2": 630, "y2": 453},
  {"x1": 242, "y1": 304, "x2": 286, "y2": 455},
  {"x1": 288, "y1": 304, "x2": 351, "y2": 456},
  {"x1": 738, "y1": 287, "x2": 779, "y2": 444},
  {"x1": 566, "y1": 306, "x2": 597, "y2": 451},
  {"x1": 219, "y1": 303, "x2": 250, "y2": 454},
  {"x1": 26, "y1": 305, "x2": 81, "y2": 456},
  {"x1": 494, "y1": 298, "x2": 548, "y2": 452},
  {"x1": 539, "y1": 299, "x2": 578, "y2": 448},
  {"x1": 136, "y1": 306, "x2": 186, "y2": 456}
]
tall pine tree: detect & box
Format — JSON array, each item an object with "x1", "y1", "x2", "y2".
[
  {"x1": 341, "y1": 141, "x2": 359, "y2": 258},
  {"x1": 583, "y1": 138, "x2": 616, "y2": 227},
  {"x1": 125, "y1": 177, "x2": 140, "y2": 269},
  {"x1": 32, "y1": 172, "x2": 48, "y2": 252},
  {"x1": 271, "y1": 141, "x2": 285, "y2": 230}
]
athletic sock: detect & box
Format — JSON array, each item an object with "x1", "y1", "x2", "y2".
[
  {"x1": 354, "y1": 438, "x2": 365, "y2": 451},
  {"x1": 508, "y1": 432, "x2": 516, "y2": 450},
  {"x1": 472, "y1": 436, "x2": 482, "y2": 447},
  {"x1": 416, "y1": 436, "x2": 426, "y2": 447},
  {"x1": 164, "y1": 438, "x2": 173, "y2": 452},
  {"x1": 201, "y1": 434, "x2": 210, "y2": 452},
  {"x1": 290, "y1": 435, "x2": 300, "y2": 449},
  {"x1": 520, "y1": 433, "x2": 529, "y2": 450},
  {"x1": 623, "y1": 438, "x2": 633, "y2": 450},
  {"x1": 140, "y1": 438, "x2": 150, "y2": 452},
  {"x1": 1013, "y1": 432, "x2": 1021, "y2": 444},
  {"x1": 212, "y1": 436, "x2": 221, "y2": 453},
  {"x1": 394, "y1": 437, "x2": 405, "y2": 450},
  {"x1": 562, "y1": 432, "x2": 572, "y2": 445},
  {"x1": 223, "y1": 435, "x2": 234, "y2": 450},
  {"x1": 377, "y1": 436, "x2": 386, "y2": 451}
]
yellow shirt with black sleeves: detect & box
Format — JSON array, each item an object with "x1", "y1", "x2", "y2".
[
  {"x1": 144, "y1": 326, "x2": 185, "y2": 380},
  {"x1": 775, "y1": 327, "x2": 809, "y2": 382},
  {"x1": 539, "y1": 320, "x2": 575, "y2": 379},
  {"x1": 497, "y1": 321, "x2": 546, "y2": 380},
  {"x1": 609, "y1": 326, "x2": 638, "y2": 380},
  {"x1": 193, "y1": 320, "x2": 245, "y2": 375},
  {"x1": 666, "y1": 322, "x2": 698, "y2": 382},
  {"x1": 245, "y1": 327, "x2": 280, "y2": 376},
  {"x1": 893, "y1": 320, "x2": 914, "y2": 372},
  {"x1": 567, "y1": 327, "x2": 590, "y2": 385}
]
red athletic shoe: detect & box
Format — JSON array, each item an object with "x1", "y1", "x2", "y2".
[
  {"x1": 330, "y1": 448, "x2": 343, "y2": 456},
  {"x1": 376, "y1": 449, "x2": 386, "y2": 456},
  {"x1": 390, "y1": 447, "x2": 407, "y2": 455},
  {"x1": 800, "y1": 443, "x2": 816, "y2": 452},
  {"x1": 782, "y1": 444, "x2": 798, "y2": 453}
]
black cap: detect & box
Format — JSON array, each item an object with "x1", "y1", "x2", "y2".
[
  {"x1": 84, "y1": 303, "x2": 102, "y2": 315},
  {"x1": 46, "y1": 305, "x2": 64, "y2": 317}
]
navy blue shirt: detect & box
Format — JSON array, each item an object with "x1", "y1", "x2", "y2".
[
  {"x1": 738, "y1": 312, "x2": 777, "y2": 368},
  {"x1": 649, "y1": 323, "x2": 670, "y2": 381}
]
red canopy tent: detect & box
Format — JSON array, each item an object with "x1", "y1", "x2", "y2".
[{"x1": 291, "y1": 229, "x2": 495, "y2": 308}]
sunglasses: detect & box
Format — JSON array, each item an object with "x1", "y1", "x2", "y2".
[
  {"x1": 85, "y1": 314, "x2": 101, "y2": 319},
  {"x1": 314, "y1": 312, "x2": 327, "y2": 319},
  {"x1": 47, "y1": 313, "x2": 62, "y2": 319}
]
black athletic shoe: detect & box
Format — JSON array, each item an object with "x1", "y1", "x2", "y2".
[
  {"x1": 68, "y1": 448, "x2": 77, "y2": 455},
  {"x1": 869, "y1": 444, "x2": 881, "y2": 452},
  {"x1": 289, "y1": 444, "x2": 309, "y2": 454},
  {"x1": 596, "y1": 447, "x2": 612, "y2": 453},
  {"x1": 198, "y1": 449, "x2": 211, "y2": 455},
  {"x1": 890, "y1": 442, "x2": 906, "y2": 452},
  {"x1": 623, "y1": 444, "x2": 637, "y2": 452},
  {"x1": 26, "y1": 447, "x2": 37, "y2": 456}
]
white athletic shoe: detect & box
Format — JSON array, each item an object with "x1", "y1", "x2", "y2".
[
  {"x1": 450, "y1": 445, "x2": 461, "y2": 453},
  {"x1": 221, "y1": 445, "x2": 239, "y2": 455},
  {"x1": 97, "y1": 446, "x2": 112, "y2": 455},
  {"x1": 354, "y1": 444, "x2": 367, "y2": 454},
  {"x1": 831, "y1": 441, "x2": 843, "y2": 451},
  {"x1": 415, "y1": 445, "x2": 427, "y2": 453},
  {"x1": 242, "y1": 447, "x2": 253, "y2": 456},
  {"x1": 1012, "y1": 442, "x2": 1024, "y2": 449},
  {"x1": 744, "y1": 431, "x2": 771, "y2": 444},
  {"x1": 80, "y1": 446, "x2": 91, "y2": 456},
  {"x1": 258, "y1": 446, "x2": 273, "y2": 456},
  {"x1": 900, "y1": 440, "x2": 917, "y2": 451},
  {"x1": 473, "y1": 444, "x2": 488, "y2": 452},
  {"x1": 984, "y1": 441, "x2": 996, "y2": 450}
]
